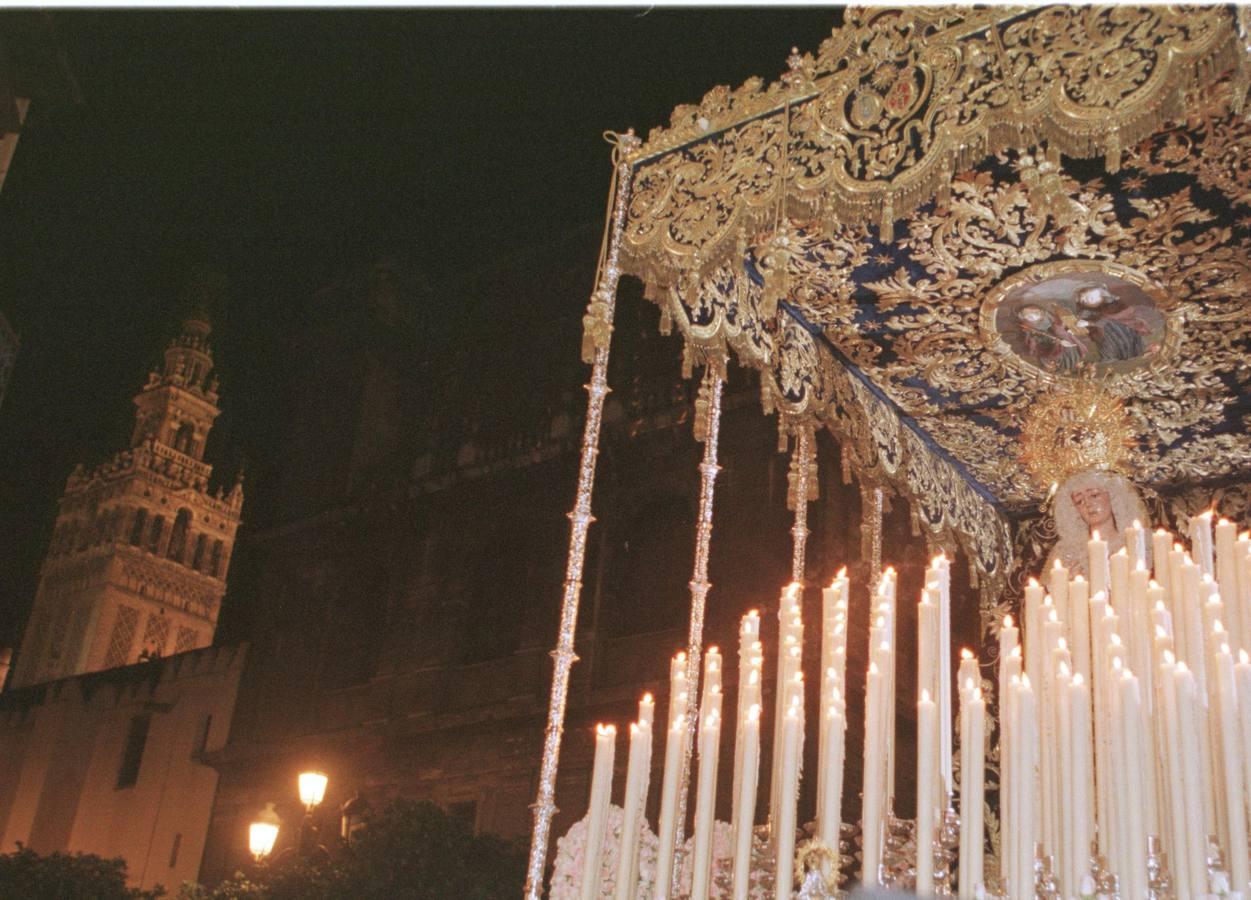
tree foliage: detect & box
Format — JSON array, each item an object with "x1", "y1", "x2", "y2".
[
  {"x1": 185, "y1": 799, "x2": 525, "y2": 900},
  {"x1": 0, "y1": 844, "x2": 164, "y2": 900}
]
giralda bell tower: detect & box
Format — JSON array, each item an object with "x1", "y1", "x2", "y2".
[{"x1": 10, "y1": 313, "x2": 243, "y2": 688}]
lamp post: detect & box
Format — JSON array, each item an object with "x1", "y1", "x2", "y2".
[
  {"x1": 340, "y1": 790, "x2": 371, "y2": 847},
  {"x1": 296, "y1": 770, "x2": 329, "y2": 858},
  {"x1": 249, "y1": 802, "x2": 281, "y2": 863}
]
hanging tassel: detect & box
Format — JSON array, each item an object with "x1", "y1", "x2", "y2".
[
  {"x1": 659, "y1": 305, "x2": 672, "y2": 336},
  {"x1": 1105, "y1": 132, "x2": 1122, "y2": 175},
  {"x1": 880, "y1": 201, "x2": 895, "y2": 245},
  {"x1": 778, "y1": 418, "x2": 790, "y2": 453},
  {"x1": 681, "y1": 344, "x2": 694, "y2": 380},
  {"x1": 910, "y1": 506, "x2": 921, "y2": 537},
  {"x1": 969, "y1": 560, "x2": 980, "y2": 590},
  {"x1": 693, "y1": 374, "x2": 710, "y2": 443}
]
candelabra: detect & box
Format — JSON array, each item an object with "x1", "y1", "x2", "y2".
[
  {"x1": 1088, "y1": 840, "x2": 1120, "y2": 899},
  {"x1": 1033, "y1": 844, "x2": 1060, "y2": 900},
  {"x1": 1205, "y1": 834, "x2": 1231, "y2": 895},
  {"x1": 933, "y1": 803, "x2": 960, "y2": 896},
  {"x1": 879, "y1": 802, "x2": 917, "y2": 890},
  {"x1": 1145, "y1": 835, "x2": 1174, "y2": 900}
]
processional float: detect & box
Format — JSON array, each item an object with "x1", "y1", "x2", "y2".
[{"x1": 526, "y1": 7, "x2": 1251, "y2": 898}]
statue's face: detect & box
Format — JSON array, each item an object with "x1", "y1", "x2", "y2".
[
  {"x1": 1070, "y1": 486, "x2": 1114, "y2": 530},
  {"x1": 1018, "y1": 305, "x2": 1049, "y2": 327},
  {"x1": 1076, "y1": 287, "x2": 1107, "y2": 309}
]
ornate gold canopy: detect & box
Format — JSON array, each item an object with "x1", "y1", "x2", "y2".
[{"x1": 605, "y1": 5, "x2": 1251, "y2": 589}]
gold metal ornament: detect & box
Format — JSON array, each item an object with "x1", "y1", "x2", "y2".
[{"x1": 1018, "y1": 378, "x2": 1137, "y2": 493}]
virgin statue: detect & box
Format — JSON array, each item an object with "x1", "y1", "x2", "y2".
[{"x1": 1044, "y1": 469, "x2": 1150, "y2": 578}]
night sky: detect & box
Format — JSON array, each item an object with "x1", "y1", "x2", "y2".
[{"x1": 0, "y1": 9, "x2": 841, "y2": 651}]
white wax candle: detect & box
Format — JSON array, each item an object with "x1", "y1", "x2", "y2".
[
  {"x1": 1089, "y1": 529, "x2": 1110, "y2": 601},
  {"x1": 1109, "y1": 548, "x2": 1130, "y2": 614},
  {"x1": 1158, "y1": 654, "x2": 1192, "y2": 895},
  {"x1": 690, "y1": 694, "x2": 723, "y2": 900},
  {"x1": 1050, "y1": 560, "x2": 1070, "y2": 640},
  {"x1": 818, "y1": 690, "x2": 846, "y2": 851},
  {"x1": 1174, "y1": 664, "x2": 1210, "y2": 895},
  {"x1": 1190, "y1": 510, "x2": 1214, "y2": 579},
  {"x1": 614, "y1": 716, "x2": 653, "y2": 900},
  {"x1": 732, "y1": 611, "x2": 759, "y2": 850},
  {"x1": 958, "y1": 686, "x2": 986, "y2": 898},
  {"x1": 934, "y1": 554, "x2": 954, "y2": 797},
  {"x1": 731, "y1": 704, "x2": 760, "y2": 900},
  {"x1": 1214, "y1": 646, "x2": 1250, "y2": 896},
  {"x1": 1239, "y1": 541, "x2": 1251, "y2": 656},
  {"x1": 702, "y1": 646, "x2": 722, "y2": 706},
  {"x1": 916, "y1": 690, "x2": 938, "y2": 895},
  {"x1": 1070, "y1": 576, "x2": 1092, "y2": 685},
  {"x1": 1237, "y1": 651, "x2": 1251, "y2": 895},
  {"x1": 861, "y1": 661, "x2": 886, "y2": 885},
  {"x1": 1151, "y1": 528, "x2": 1172, "y2": 585},
  {"x1": 1180, "y1": 554, "x2": 1206, "y2": 686},
  {"x1": 580, "y1": 724, "x2": 617, "y2": 900},
  {"x1": 653, "y1": 715, "x2": 687, "y2": 900},
  {"x1": 1024, "y1": 578, "x2": 1045, "y2": 699},
  {"x1": 1069, "y1": 674, "x2": 1094, "y2": 897},
  {"x1": 1117, "y1": 671, "x2": 1148, "y2": 900},
  {"x1": 1055, "y1": 663, "x2": 1074, "y2": 898},
  {"x1": 776, "y1": 697, "x2": 802, "y2": 899},
  {"x1": 1126, "y1": 519, "x2": 1147, "y2": 570},
  {"x1": 1215, "y1": 519, "x2": 1240, "y2": 651}
]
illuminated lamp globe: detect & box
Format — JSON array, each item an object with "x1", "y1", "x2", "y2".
[
  {"x1": 298, "y1": 771, "x2": 329, "y2": 810},
  {"x1": 249, "y1": 802, "x2": 281, "y2": 862}
]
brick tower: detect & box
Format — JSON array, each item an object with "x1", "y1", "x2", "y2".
[{"x1": 10, "y1": 313, "x2": 242, "y2": 688}]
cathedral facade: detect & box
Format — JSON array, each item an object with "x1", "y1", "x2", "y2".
[{"x1": 10, "y1": 314, "x2": 242, "y2": 688}]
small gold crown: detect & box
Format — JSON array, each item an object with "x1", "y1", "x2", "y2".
[{"x1": 1019, "y1": 379, "x2": 1136, "y2": 491}]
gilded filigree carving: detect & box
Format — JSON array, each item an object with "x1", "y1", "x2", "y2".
[{"x1": 621, "y1": 5, "x2": 1242, "y2": 283}]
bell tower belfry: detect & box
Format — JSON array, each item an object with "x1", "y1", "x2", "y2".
[{"x1": 10, "y1": 315, "x2": 243, "y2": 688}]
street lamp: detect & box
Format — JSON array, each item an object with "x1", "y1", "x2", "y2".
[
  {"x1": 298, "y1": 771, "x2": 329, "y2": 812},
  {"x1": 249, "y1": 802, "x2": 281, "y2": 863}
]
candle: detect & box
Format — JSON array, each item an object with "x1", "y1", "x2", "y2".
[
  {"x1": 1050, "y1": 560, "x2": 1070, "y2": 642},
  {"x1": 775, "y1": 693, "x2": 802, "y2": 899},
  {"x1": 1012, "y1": 675, "x2": 1038, "y2": 900},
  {"x1": 689, "y1": 694, "x2": 723, "y2": 900},
  {"x1": 1109, "y1": 548, "x2": 1130, "y2": 614},
  {"x1": 731, "y1": 704, "x2": 760, "y2": 900},
  {"x1": 1158, "y1": 653, "x2": 1192, "y2": 895},
  {"x1": 580, "y1": 724, "x2": 616, "y2": 900},
  {"x1": 1068, "y1": 673, "x2": 1094, "y2": 897},
  {"x1": 915, "y1": 690, "x2": 938, "y2": 895},
  {"x1": 1174, "y1": 664, "x2": 1209, "y2": 895},
  {"x1": 1213, "y1": 645, "x2": 1250, "y2": 896},
  {"x1": 1237, "y1": 536, "x2": 1251, "y2": 654},
  {"x1": 1190, "y1": 510, "x2": 1214, "y2": 579},
  {"x1": 1116, "y1": 669, "x2": 1148, "y2": 900},
  {"x1": 1089, "y1": 528, "x2": 1110, "y2": 600},
  {"x1": 958, "y1": 684, "x2": 986, "y2": 899},
  {"x1": 1236, "y1": 650, "x2": 1251, "y2": 893},
  {"x1": 933, "y1": 554, "x2": 954, "y2": 797},
  {"x1": 614, "y1": 713, "x2": 653, "y2": 900},
  {"x1": 861, "y1": 661, "x2": 886, "y2": 884},
  {"x1": 1070, "y1": 576, "x2": 1091, "y2": 684},
  {"x1": 1126, "y1": 519, "x2": 1147, "y2": 570},
  {"x1": 653, "y1": 714, "x2": 687, "y2": 900},
  {"x1": 732, "y1": 611, "x2": 759, "y2": 852},
  {"x1": 818, "y1": 686, "x2": 846, "y2": 855},
  {"x1": 1215, "y1": 518, "x2": 1240, "y2": 652}
]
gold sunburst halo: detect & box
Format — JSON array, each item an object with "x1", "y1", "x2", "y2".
[{"x1": 1019, "y1": 378, "x2": 1138, "y2": 492}]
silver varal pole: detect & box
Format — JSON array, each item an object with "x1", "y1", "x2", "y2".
[
  {"x1": 671, "y1": 363, "x2": 726, "y2": 896},
  {"x1": 524, "y1": 130, "x2": 638, "y2": 900}
]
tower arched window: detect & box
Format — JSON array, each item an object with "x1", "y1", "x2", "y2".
[
  {"x1": 148, "y1": 515, "x2": 165, "y2": 553},
  {"x1": 168, "y1": 509, "x2": 192, "y2": 562},
  {"x1": 210, "y1": 539, "x2": 223, "y2": 577},
  {"x1": 130, "y1": 509, "x2": 148, "y2": 546},
  {"x1": 191, "y1": 534, "x2": 207, "y2": 571},
  {"x1": 173, "y1": 423, "x2": 195, "y2": 455}
]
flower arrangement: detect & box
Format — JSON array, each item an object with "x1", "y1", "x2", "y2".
[{"x1": 551, "y1": 805, "x2": 658, "y2": 899}]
